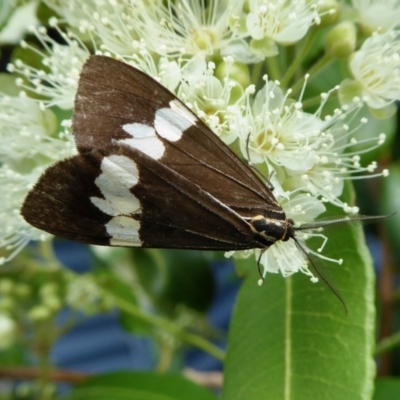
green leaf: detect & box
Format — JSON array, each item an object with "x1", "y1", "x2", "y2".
[
  {"x1": 131, "y1": 249, "x2": 215, "y2": 314},
  {"x1": 380, "y1": 162, "x2": 400, "y2": 218},
  {"x1": 127, "y1": 248, "x2": 166, "y2": 303},
  {"x1": 223, "y1": 192, "x2": 376, "y2": 399},
  {"x1": 93, "y1": 266, "x2": 150, "y2": 335},
  {"x1": 36, "y1": 0, "x2": 59, "y2": 25},
  {"x1": 374, "y1": 379, "x2": 400, "y2": 400},
  {"x1": 380, "y1": 162, "x2": 400, "y2": 264},
  {"x1": 0, "y1": 343, "x2": 25, "y2": 367},
  {"x1": 59, "y1": 371, "x2": 218, "y2": 400},
  {"x1": 160, "y1": 250, "x2": 215, "y2": 313},
  {"x1": 95, "y1": 270, "x2": 138, "y2": 308}
]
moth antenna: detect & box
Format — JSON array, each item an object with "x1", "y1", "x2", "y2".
[
  {"x1": 295, "y1": 212, "x2": 396, "y2": 232},
  {"x1": 292, "y1": 236, "x2": 348, "y2": 315},
  {"x1": 245, "y1": 132, "x2": 274, "y2": 190}
]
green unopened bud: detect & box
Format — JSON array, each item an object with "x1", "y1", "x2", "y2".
[
  {"x1": 215, "y1": 61, "x2": 251, "y2": 89},
  {"x1": 43, "y1": 296, "x2": 62, "y2": 312},
  {"x1": 0, "y1": 315, "x2": 16, "y2": 349},
  {"x1": 42, "y1": 108, "x2": 58, "y2": 138},
  {"x1": 338, "y1": 78, "x2": 363, "y2": 106},
  {"x1": 228, "y1": 13, "x2": 246, "y2": 34},
  {"x1": 0, "y1": 279, "x2": 14, "y2": 295},
  {"x1": 0, "y1": 297, "x2": 15, "y2": 312},
  {"x1": 15, "y1": 284, "x2": 31, "y2": 298},
  {"x1": 242, "y1": 0, "x2": 250, "y2": 13},
  {"x1": 28, "y1": 306, "x2": 51, "y2": 321},
  {"x1": 250, "y1": 37, "x2": 278, "y2": 57},
  {"x1": 358, "y1": 22, "x2": 377, "y2": 38},
  {"x1": 325, "y1": 21, "x2": 356, "y2": 59},
  {"x1": 317, "y1": 1, "x2": 340, "y2": 28},
  {"x1": 39, "y1": 283, "x2": 58, "y2": 299}
]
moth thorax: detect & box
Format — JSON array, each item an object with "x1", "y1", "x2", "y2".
[{"x1": 249, "y1": 215, "x2": 294, "y2": 243}]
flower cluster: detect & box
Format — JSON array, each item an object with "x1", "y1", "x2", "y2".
[{"x1": 0, "y1": 0, "x2": 397, "y2": 283}]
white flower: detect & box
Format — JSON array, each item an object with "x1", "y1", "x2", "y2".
[
  {"x1": 0, "y1": 94, "x2": 75, "y2": 264},
  {"x1": 234, "y1": 81, "x2": 322, "y2": 170},
  {"x1": 284, "y1": 117, "x2": 387, "y2": 211},
  {"x1": 178, "y1": 57, "x2": 242, "y2": 144},
  {"x1": 65, "y1": 274, "x2": 107, "y2": 314},
  {"x1": 136, "y1": 0, "x2": 254, "y2": 62},
  {"x1": 246, "y1": 0, "x2": 323, "y2": 56},
  {"x1": 230, "y1": 79, "x2": 387, "y2": 211},
  {"x1": 352, "y1": 0, "x2": 400, "y2": 33},
  {"x1": 349, "y1": 30, "x2": 400, "y2": 109},
  {"x1": 0, "y1": 1, "x2": 39, "y2": 45},
  {"x1": 59, "y1": 0, "x2": 145, "y2": 57},
  {"x1": 43, "y1": 0, "x2": 97, "y2": 27},
  {"x1": 7, "y1": 20, "x2": 89, "y2": 109},
  {"x1": 0, "y1": 314, "x2": 16, "y2": 349},
  {"x1": 225, "y1": 78, "x2": 387, "y2": 280},
  {"x1": 257, "y1": 193, "x2": 331, "y2": 281},
  {"x1": 0, "y1": 21, "x2": 82, "y2": 263},
  {"x1": 120, "y1": 40, "x2": 182, "y2": 93},
  {"x1": 46, "y1": 0, "x2": 255, "y2": 62}
]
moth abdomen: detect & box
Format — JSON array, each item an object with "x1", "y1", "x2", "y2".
[{"x1": 249, "y1": 215, "x2": 294, "y2": 244}]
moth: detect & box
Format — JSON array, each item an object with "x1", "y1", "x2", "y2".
[{"x1": 21, "y1": 55, "x2": 390, "y2": 301}]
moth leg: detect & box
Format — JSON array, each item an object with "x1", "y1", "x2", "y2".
[
  {"x1": 267, "y1": 170, "x2": 275, "y2": 191},
  {"x1": 257, "y1": 249, "x2": 266, "y2": 284}
]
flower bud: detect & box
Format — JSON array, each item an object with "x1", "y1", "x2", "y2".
[
  {"x1": 0, "y1": 315, "x2": 16, "y2": 349},
  {"x1": 15, "y1": 283, "x2": 31, "y2": 298},
  {"x1": 0, "y1": 279, "x2": 14, "y2": 295},
  {"x1": 338, "y1": 78, "x2": 363, "y2": 106},
  {"x1": 28, "y1": 306, "x2": 51, "y2": 321},
  {"x1": 43, "y1": 296, "x2": 62, "y2": 312},
  {"x1": 250, "y1": 38, "x2": 278, "y2": 57},
  {"x1": 318, "y1": 1, "x2": 340, "y2": 28},
  {"x1": 39, "y1": 283, "x2": 58, "y2": 299},
  {"x1": 325, "y1": 21, "x2": 356, "y2": 58},
  {"x1": 215, "y1": 61, "x2": 251, "y2": 89}
]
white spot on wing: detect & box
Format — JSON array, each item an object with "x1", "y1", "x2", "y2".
[
  {"x1": 121, "y1": 122, "x2": 165, "y2": 160},
  {"x1": 169, "y1": 99, "x2": 198, "y2": 125},
  {"x1": 155, "y1": 103, "x2": 196, "y2": 142},
  {"x1": 107, "y1": 216, "x2": 142, "y2": 246},
  {"x1": 91, "y1": 155, "x2": 141, "y2": 216}
]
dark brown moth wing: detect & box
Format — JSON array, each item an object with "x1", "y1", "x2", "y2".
[
  {"x1": 21, "y1": 144, "x2": 266, "y2": 250},
  {"x1": 73, "y1": 55, "x2": 283, "y2": 220},
  {"x1": 22, "y1": 150, "x2": 110, "y2": 245}
]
